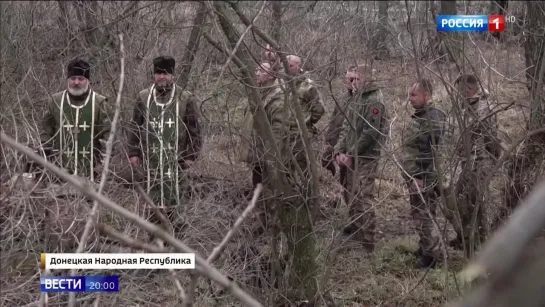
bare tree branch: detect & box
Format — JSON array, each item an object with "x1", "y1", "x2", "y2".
[
  {"x1": 0, "y1": 132, "x2": 264, "y2": 307},
  {"x1": 67, "y1": 32, "x2": 125, "y2": 307},
  {"x1": 184, "y1": 183, "x2": 263, "y2": 307},
  {"x1": 451, "y1": 179, "x2": 545, "y2": 306}
]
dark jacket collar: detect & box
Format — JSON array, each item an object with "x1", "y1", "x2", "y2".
[
  {"x1": 353, "y1": 83, "x2": 380, "y2": 98},
  {"x1": 412, "y1": 101, "x2": 437, "y2": 118}
]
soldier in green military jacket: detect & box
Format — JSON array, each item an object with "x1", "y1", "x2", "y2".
[
  {"x1": 239, "y1": 62, "x2": 278, "y2": 193},
  {"x1": 126, "y1": 56, "x2": 202, "y2": 233},
  {"x1": 401, "y1": 79, "x2": 447, "y2": 269},
  {"x1": 38, "y1": 58, "x2": 112, "y2": 183},
  {"x1": 322, "y1": 65, "x2": 360, "y2": 176},
  {"x1": 444, "y1": 74, "x2": 502, "y2": 256},
  {"x1": 286, "y1": 55, "x2": 325, "y2": 135},
  {"x1": 332, "y1": 64, "x2": 388, "y2": 253}
]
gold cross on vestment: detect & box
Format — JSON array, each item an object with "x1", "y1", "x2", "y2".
[
  {"x1": 165, "y1": 118, "x2": 175, "y2": 128},
  {"x1": 150, "y1": 119, "x2": 160, "y2": 130},
  {"x1": 80, "y1": 147, "x2": 90, "y2": 158},
  {"x1": 79, "y1": 121, "x2": 90, "y2": 132},
  {"x1": 64, "y1": 123, "x2": 74, "y2": 131}
]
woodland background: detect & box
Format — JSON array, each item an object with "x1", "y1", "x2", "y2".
[{"x1": 0, "y1": 1, "x2": 544, "y2": 307}]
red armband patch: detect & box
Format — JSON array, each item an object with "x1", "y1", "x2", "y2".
[{"x1": 372, "y1": 108, "x2": 380, "y2": 115}]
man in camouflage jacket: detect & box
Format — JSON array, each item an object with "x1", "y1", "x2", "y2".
[
  {"x1": 239, "y1": 62, "x2": 278, "y2": 193},
  {"x1": 443, "y1": 74, "x2": 502, "y2": 256},
  {"x1": 332, "y1": 64, "x2": 388, "y2": 253},
  {"x1": 240, "y1": 62, "x2": 309, "y2": 235},
  {"x1": 37, "y1": 58, "x2": 112, "y2": 183},
  {"x1": 401, "y1": 79, "x2": 447, "y2": 269},
  {"x1": 322, "y1": 65, "x2": 361, "y2": 176},
  {"x1": 286, "y1": 55, "x2": 325, "y2": 135},
  {"x1": 126, "y1": 56, "x2": 202, "y2": 234}
]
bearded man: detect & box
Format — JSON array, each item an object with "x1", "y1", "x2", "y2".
[
  {"x1": 127, "y1": 55, "x2": 202, "y2": 235},
  {"x1": 37, "y1": 58, "x2": 112, "y2": 182}
]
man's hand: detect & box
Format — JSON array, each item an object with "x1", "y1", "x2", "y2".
[
  {"x1": 413, "y1": 178, "x2": 424, "y2": 191},
  {"x1": 265, "y1": 44, "x2": 277, "y2": 63},
  {"x1": 129, "y1": 156, "x2": 141, "y2": 168},
  {"x1": 95, "y1": 163, "x2": 104, "y2": 174},
  {"x1": 336, "y1": 153, "x2": 352, "y2": 168}
]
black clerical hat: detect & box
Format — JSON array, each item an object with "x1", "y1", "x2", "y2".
[
  {"x1": 67, "y1": 58, "x2": 90, "y2": 79},
  {"x1": 153, "y1": 56, "x2": 175, "y2": 74}
]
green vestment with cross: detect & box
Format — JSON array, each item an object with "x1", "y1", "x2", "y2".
[
  {"x1": 40, "y1": 90, "x2": 111, "y2": 182},
  {"x1": 128, "y1": 84, "x2": 203, "y2": 211}
]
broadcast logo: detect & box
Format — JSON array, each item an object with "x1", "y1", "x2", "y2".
[
  {"x1": 437, "y1": 15, "x2": 513, "y2": 32},
  {"x1": 39, "y1": 253, "x2": 195, "y2": 293},
  {"x1": 40, "y1": 276, "x2": 119, "y2": 293}
]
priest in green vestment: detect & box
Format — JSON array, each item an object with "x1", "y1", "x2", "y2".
[
  {"x1": 126, "y1": 56, "x2": 202, "y2": 232},
  {"x1": 38, "y1": 58, "x2": 112, "y2": 183}
]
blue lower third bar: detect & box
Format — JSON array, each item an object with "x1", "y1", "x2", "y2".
[
  {"x1": 437, "y1": 15, "x2": 488, "y2": 32},
  {"x1": 40, "y1": 276, "x2": 119, "y2": 293}
]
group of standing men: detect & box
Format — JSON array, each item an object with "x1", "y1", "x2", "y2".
[
  {"x1": 36, "y1": 56, "x2": 202, "y2": 231},
  {"x1": 239, "y1": 45, "x2": 501, "y2": 269},
  {"x1": 34, "y1": 48, "x2": 501, "y2": 270}
]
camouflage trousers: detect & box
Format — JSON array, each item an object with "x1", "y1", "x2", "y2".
[
  {"x1": 408, "y1": 179, "x2": 441, "y2": 258},
  {"x1": 445, "y1": 159, "x2": 493, "y2": 249},
  {"x1": 339, "y1": 160, "x2": 377, "y2": 244}
]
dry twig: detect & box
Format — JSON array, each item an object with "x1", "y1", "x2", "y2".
[
  {"x1": 183, "y1": 183, "x2": 263, "y2": 307},
  {"x1": 0, "y1": 132, "x2": 264, "y2": 307},
  {"x1": 67, "y1": 32, "x2": 126, "y2": 307}
]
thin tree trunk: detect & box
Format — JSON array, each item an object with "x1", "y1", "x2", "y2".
[
  {"x1": 500, "y1": 1, "x2": 545, "y2": 226},
  {"x1": 210, "y1": 1, "x2": 319, "y2": 303},
  {"x1": 178, "y1": 3, "x2": 207, "y2": 89},
  {"x1": 56, "y1": 0, "x2": 72, "y2": 53},
  {"x1": 370, "y1": 1, "x2": 389, "y2": 60},
  {"x1": 491, "y1": 0, "x2": 509, "y2": 41},
  {"x1": 439, "y1": 0, "x2": 462, "y2": 63}
]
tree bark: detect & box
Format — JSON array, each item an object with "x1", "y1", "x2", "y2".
[
  {"x1": 210, "y1": 1, "x2": 319, "y2": 303},
  {"x1": 56, "y1": 0, "x2": 73, "y2": 53},
  {"x1": 446, "y1": 179, "x2": 545, "y2": 307},
  {"x1": 491, "y1": 0, "x2": 509, "y2": 41},
  {"x1": 370, "y1": 1, "x2": 389, "y2": 60},
  {"x1": 500, "y1": 1, "x2": 545, "y2": 226},
  {"x1": 438, "y1": 0, "x2": 462, "y2": 63},
  {"x1": 177, "y1": 3, "x2": 207, "y2": 90}
]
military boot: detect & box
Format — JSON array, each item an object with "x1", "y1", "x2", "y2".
[
  {"x1": 342, "y1": 223, "x2": 357, "y2": 235},
  {"x1": 449, "y1": 233, "x2": 464, "y2": 250},
  {"x1": 415, "y1": 254, "x2": 437, "y2": 269}
]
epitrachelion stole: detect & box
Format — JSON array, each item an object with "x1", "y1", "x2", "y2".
[
  {"x1": 144, "y1": 84, "x2": 188, "y2": 207},
  {"x1": 59, "y1": 90, "x2": 96, "y2": 181}
]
